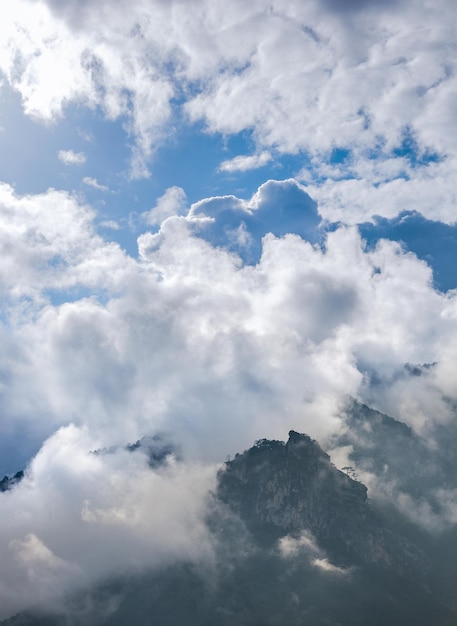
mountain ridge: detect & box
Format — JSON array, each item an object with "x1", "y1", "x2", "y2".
[{"x1": 3, "y1": 405, "x2": 457, "y2": 625}]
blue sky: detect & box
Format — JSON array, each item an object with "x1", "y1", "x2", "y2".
[{"x1": 1, "y1": 0, "x2": 457, "y2": 618}]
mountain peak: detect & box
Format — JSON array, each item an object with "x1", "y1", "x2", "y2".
[
  {"x1": 217, "y1": 431, "x2": 430, "y2": 575},
  {"x1": 287, "y1": 429, "x2": 313, "y2": 444}
]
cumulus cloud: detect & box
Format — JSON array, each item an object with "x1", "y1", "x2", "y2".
[
  {"x1": 143, "y1": 186, "x2": 188, "y2": 226},
  {"x1": 1, "y1": 179, "x2": 457, "y2": 616},
  {"x1": 358, "y1": 211, "x2": 457, "y2": 292},
  {"x1": 58, "y1": 149, "x2": 86, "y2": 165},
  {"x1": 1, "y1": 178, "x2": 453, "y2": 466},
  {"x1": 303, "y1": 155, "x2": 457, "y2": 225},
  {"x1": 0, "y1": 183, "x2": 130, "y2": 304},
  {"x1": 188, "y1": 179, "x2": 323, "y2": 263},
  {"x1": 0, "y1": 0, "x2": 455, "y2": 201}
]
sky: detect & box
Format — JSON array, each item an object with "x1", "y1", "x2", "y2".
[{"x1": 1, "y1": 0, "x2": 457, "y2": 619}]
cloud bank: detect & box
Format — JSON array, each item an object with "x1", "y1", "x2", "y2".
[
  {"x1": 1, "y1": 176, "x2": 457, "y2": 618},
  {"x1": 0, "y1": 427, "x2": 215, "y2": 619},
  {"x1": 0, "y1": 0, "x2": 455, "y2": 201}
]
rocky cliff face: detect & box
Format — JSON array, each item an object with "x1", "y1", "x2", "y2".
[{"x1": 217, "y1": 430, "x2": 426, "y2": 573}]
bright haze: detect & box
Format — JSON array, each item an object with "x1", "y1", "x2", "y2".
[{"x1": 0, "y1": 0, "x2": 457, "y2": 619}]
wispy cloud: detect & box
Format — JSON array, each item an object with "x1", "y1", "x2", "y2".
[
  {"x1": 99, "y1": 219, "x2": 120, "y2": 230},
  {"x1": 58, "y1": 149, "x2": 86, "y2": 166},
  {"x1": 82, "y1": 176, "x2": 108, "y2": 191},
  {"x1": 219, "y1": 151, "x2": 272, "y2": 173}
]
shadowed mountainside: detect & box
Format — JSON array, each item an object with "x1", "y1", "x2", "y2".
[{"x1": 3, "y1": 410, "x2": 457, "y2": 625}]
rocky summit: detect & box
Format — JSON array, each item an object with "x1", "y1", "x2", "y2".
[{"x1": 217, "y1": 431, "x2": 425, "y2": 573}]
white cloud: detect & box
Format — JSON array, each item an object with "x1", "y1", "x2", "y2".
[
  {"x1": 99, "y1": 219, "x2": 120, "y2": 230},
  {"x1": 219, "y1": 151, "x2": 272, "y2": 173},
  {"x1": 82, "y1": 176, "x2": 109, "y2": 191},
  {"x1": 0, "y1": 425, "x2": 215, "y2": 619},
  {"x1": 0, "y1": 183, "x2": 131, "y2": 304},
  {"x1": 0, "y1": 0, "x2": 455, "y2": 198},
  {"x1": 300, "y1": 154, "x2": 457, "y2": 225},
  {"x1": 312, "y1": 558, "x2": 349, "y2": 575},
  {"x1": 143, "y1": 186, "x2": 187, "y2": 226},
  {"x1": 0, "y1": 179, "x2": 454, "y2": 462},
  {"x1": 279, "y1": 531, "x2": 350, "y2": 575},
  {"x1": 278, "y1": 531, "x2": 320, "y2": 558},
  {"x1": 0, "y1": 180, "x2": 457, "y2": 614},
  {"x1": 58, "y1": 149, "x2": 86, "y2": 165}
]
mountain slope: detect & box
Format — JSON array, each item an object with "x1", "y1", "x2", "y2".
[{"x1": 3, "y1": 414, "x2": 457, "y2": 625}]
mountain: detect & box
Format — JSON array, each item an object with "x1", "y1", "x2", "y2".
[
  {"x1": 334, "y1": 399, "x2": 457, "y2": 500},
  {"x1": 218, "y1": 431, "x2": 426, "y2": 570},
  {"x1": 0, "y1": 471, "x2": 23, "y2": 493},
  {"x1": 3, "y1": 407, "x2": 457, "y2": 625},
  {"x1": 211, "y1": 430, "x2": 454, "y2": 625}
]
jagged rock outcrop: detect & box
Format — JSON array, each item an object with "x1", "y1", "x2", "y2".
[
  {"x1": 217, "y1": 430, "x2": 427, "y2": 573},
  {"x1": 0, "y1": 471, "x2": 23, "y2": 493}
]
